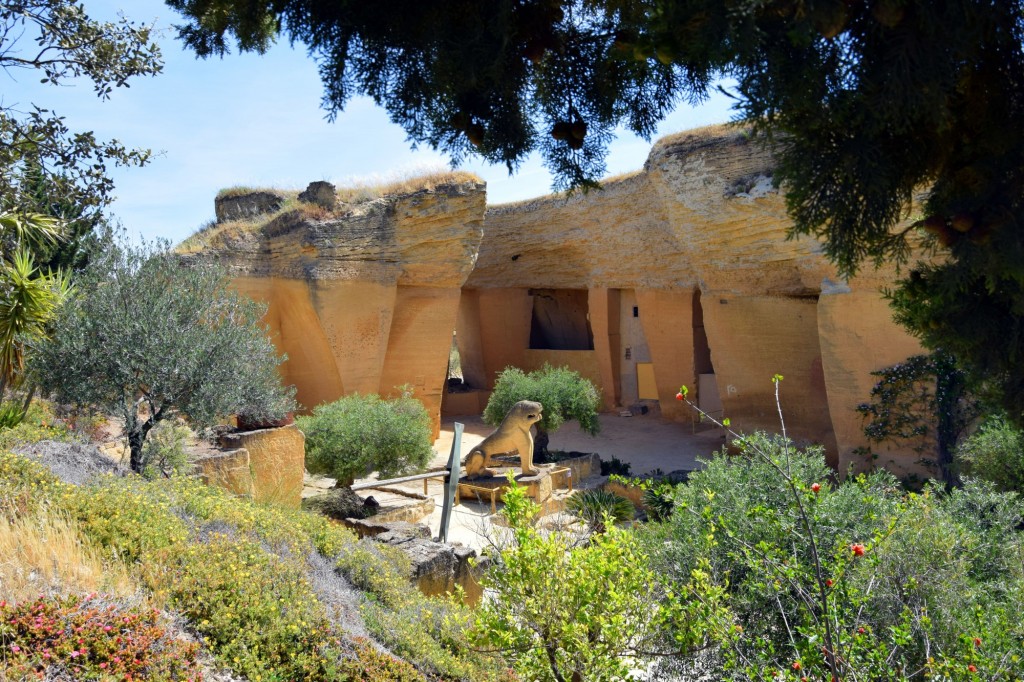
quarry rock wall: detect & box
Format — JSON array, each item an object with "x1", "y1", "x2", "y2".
[
  {"x1": 193, "y1": 181, "x2": 487, "y2": 438},
  {"x1": 197, "y1": 126, "x2": 925, "y2": 477}
]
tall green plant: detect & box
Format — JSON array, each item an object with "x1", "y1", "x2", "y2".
[
  {"x1": 0, "y1": 212, "x2": 70, "y2": 423},
  {"x1": 472, "y1": 473, "x2": 730, "y2": 682},
  {"x1": 31, "y1": 231, "x2": 294, "y2": 472},
  {"x1": 956, "y1": 416, "x2": 1024, "y2": 494},
  {"x1": 483, "y1": 364, "x2": 600, "y2": 459},
  {"x1": 652, "y1": 378, "x2": 1024, "y2": 680}
]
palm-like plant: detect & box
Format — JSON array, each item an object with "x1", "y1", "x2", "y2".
[
  {"x1": 567, "y1": 488, "x2": 635, "y2": 535},
  {"x1": 0, "y1": 212, "x2": 69, "y2": 415}
]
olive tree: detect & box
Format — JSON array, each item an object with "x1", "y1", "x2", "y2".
[
  {"x1": 31, "y1": 232, "x2": 294, "y2": 472},
  {"x1": 483, "y1": 364, "x2": 600, "y2": 460}
]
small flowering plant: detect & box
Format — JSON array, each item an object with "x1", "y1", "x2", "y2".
[{"x1": 0, "y1": 594, "x2": 202, "y2": 681}]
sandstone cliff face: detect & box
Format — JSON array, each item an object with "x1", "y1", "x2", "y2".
[
  {"x1": 196, "y1": 127, "x2": 927, "y2": 478},
  {"x1": 190, "y1": 181, "x2": 487, "y2": 437},
  {"x1": 458, "y1": 124, "x2": 924, "y2": 476}
]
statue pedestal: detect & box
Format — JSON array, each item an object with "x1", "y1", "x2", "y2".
[{"x1": 456, "y1": 464, "x2": 572, "y2": 513}]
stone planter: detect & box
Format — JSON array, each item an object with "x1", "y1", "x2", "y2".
[{"x1": 200, "y1": 424, "x2": 305, "y2": 508}]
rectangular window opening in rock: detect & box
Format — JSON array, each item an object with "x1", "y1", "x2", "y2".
[{"x1": 527, "y1": 289, "x2": 595, "y2": 351}]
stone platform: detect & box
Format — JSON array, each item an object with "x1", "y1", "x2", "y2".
[{"x1": 457, "y1": 463, "x2": 572, "y2": 513}]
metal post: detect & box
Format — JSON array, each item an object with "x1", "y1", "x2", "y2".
[{"x1": 438, "y1": 421, "x2": 463, "y2": 542}]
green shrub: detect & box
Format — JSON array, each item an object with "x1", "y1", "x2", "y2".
[
  {"x1": 642, "y1": 482, "x2": 676, "y2": 521},
  {"x1": 483, "y1": 364, "x2": 600, "y2": 459},
  {"x1": 566, "y1": 488, "x2": 634, "y2": 533},
  {"x1": 141, "y1": 419, "x2": 193, "y2": 479},
  {"x1": 956, "y1": 415, "x2": 1024, "y2": 493},
  {"x1": 298, "y1": 391, "x2": 433, "y2": 486},
  {"x1": 473, "y1": 475, "x2": 730, "y2": 682},
  {"x1": 0, "y1": 594, "x2": 202, "y2": 681},
  {"x1": 339, "y1": 638, "x2": 425, "y2": 681},
  {"x1": 643, "y1": 431, "x2": 1024, "y2": 680},
  {"x1": 0, "y1": 399, "x2": 72, "y2": 451},
  {"x1": 0, "y1": 400, "x2": 23, "y2": 429},
  {"x1": 0, "y1": 451, "x2": 65, "y2": 519},
  {"x1": 600, "y1": 455, "x2": 631, "y2": 476}
]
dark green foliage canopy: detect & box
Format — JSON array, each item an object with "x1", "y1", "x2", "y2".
[
  {"x1": 167, "y1": 0, "x2": 1024, "y2": 421},
  {"x1": 31, "y1": 232, "x2": 295, "y2": 472}
]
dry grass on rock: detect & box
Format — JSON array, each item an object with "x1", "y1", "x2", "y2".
[
  {"x1": 178, "y1": 169, "x2": 483, "y2": 255},
  {"x1": 0, "y1": 510, "x2": 138, "y2": 603}
]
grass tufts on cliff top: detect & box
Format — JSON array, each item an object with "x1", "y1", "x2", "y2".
[
  {"x1": 0, "y1": 450, "x2": 509, "y2": 681},
  {"x1": 178, "y1": 169, "x2": 483, "y2": 254}
]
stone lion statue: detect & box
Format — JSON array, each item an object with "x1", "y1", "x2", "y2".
[{"x1": 462, "y1": 400, "x2": 543, "y2": 479}]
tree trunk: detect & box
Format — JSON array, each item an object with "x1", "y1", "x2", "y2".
[
  {"x1": 534, "y1": 426, "x2": 551, "y2": 463},
  {"x1": 128, "y1": 430, "x2": 145, "y2": 473},
  {"x1": 127, "y1": 414, "x2": 159, "y2": 474},
  {"x1": 18, "y1": 384, "x2": 36, "y2": 421}
]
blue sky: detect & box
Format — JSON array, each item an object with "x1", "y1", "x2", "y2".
[{"x1": 5, "y1": 0, "x2": 735, "y2": 244}]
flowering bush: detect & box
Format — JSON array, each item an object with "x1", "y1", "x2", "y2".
[
  {"x1": 168, "y1": 533, "x2": 342, "y2": 681},
  {"x1": 644, "y1": 380, "x2": 1024, "y2": 680},
  {"x1": 0, "y1": 594, "x2": 202, "y2": 681}
]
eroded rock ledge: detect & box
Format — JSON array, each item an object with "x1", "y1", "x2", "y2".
[{"x1": 188, "y1": 127, "x2": 926, "y2": 477}]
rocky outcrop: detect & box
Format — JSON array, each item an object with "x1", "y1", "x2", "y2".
[
  {"x1": 366, "y1": 522, "x2": 487, "y2": 605},
  {"x1": 456, "y1": 124, "x2": 924, "y2": 475},
  {"x1": 196, "y1": 129, "x2": 927, "y2": 477},
  {"x1": 214, "y1": 190, "x2": 285, "y2": 223},
  {"x1": 195, "y1": 424, "x2": 305, "y2": 507},
  {"x1": 195, "y1": 448, "x2": 255, "y2": 499},
  {"x1": 298, "y1": 181, "x2": 337, "y2": 210},
  {"x1": 189, "y1": 179, "x2": 487, "y2": 437}
]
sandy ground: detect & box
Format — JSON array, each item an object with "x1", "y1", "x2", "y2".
[{"x1": 377, "y1": 413, "x2": 729, "y2": 551}]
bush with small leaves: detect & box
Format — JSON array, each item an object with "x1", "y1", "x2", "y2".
[
  {"x1": 474, "y1": 474, "x2": 731, "y2": 682},
  {"x1": 484, "y1": 364, "x2": 600, "y2": 460},
  {"x1": 298, "y1": 391, "x2": 433, "y2": 487},
  {"x1": 643, "y1": 429, "x2": 1024, "y2": 679},
  {"x1": 956, "y1": 415, "x2": 1024, "y2": 494}
]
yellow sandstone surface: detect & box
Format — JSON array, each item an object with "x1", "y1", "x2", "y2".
[{"x1": 192, "y1": 127, "x2": 927, "y2": 476}]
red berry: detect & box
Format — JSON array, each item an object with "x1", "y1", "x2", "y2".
[
  {"x1": 675, "y1": 392, "x2": 684, "y2": 401},
  {"x1": 850, "y1": 543, "x2": 866, "y2": 556},
  {"x1": 825, "y1": 579, "x2": 833, "y2": 587},
  {"x1": 792, "y1": 661, "x2": 802, "y2": 671},
  {"x1": 811, "y1": 483, "x2": 821, "y2": 493},
  {"x1": 974, "y1": 637, "x2": 982, "y2": 647},
  {"x1": 968, "y1": 664, "x2": 978, "y2": 673},
  {"x1": 857, "y1": 627, "x2": 866, "y2": 634}
]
